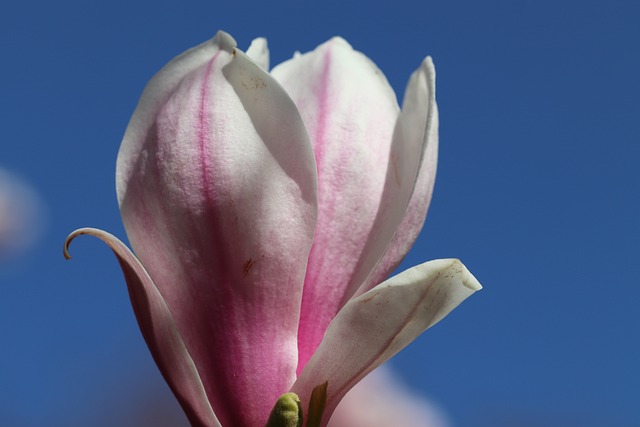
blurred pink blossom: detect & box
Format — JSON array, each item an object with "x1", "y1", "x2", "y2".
[
  {"x1": 0, "y1": 168, "x2": 44, "y2": 260},
  {"x1": 330, "y1": 366, "x2": 449, "y2": 427}
]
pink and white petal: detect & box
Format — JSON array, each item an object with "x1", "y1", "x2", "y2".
[
  {"x1": 116, "y1": 32, "x2": 318, "y2": 426},
  {"x1": 64, "y1": 228, "x2": 220, "y2": 427},
  {"x1": 116, "y1": 31, "x2": 237, "y2": 198},
  {"x1": 246, "y1": 37, "x2": 270, "y2": 71},
  {"x1": 329, "y1": 365, "x2": 449, "y2": 427},
  {"x1": 291, "y1": 259, "x2": 481, "y2": 426},
  {"x1": 272, "y1": 38, "x2": 401, "y2": 371},
  {"x1": 356, "y1": 57, "x2": 439, "y2": 297}
]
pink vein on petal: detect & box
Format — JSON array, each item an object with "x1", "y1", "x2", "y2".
[
  {"x1": 298, "y1": 45, "x2": 355, "y2": 373},
  {"x1": 194, "y1": 51, "x2": 234, "y2": 286},
  {"x1": 297, "y1": 49, "x2": 334, "y2": 374},
  {"x1": 302, "y1": 48, "x2": 332, "y2": 288},
  {"x1": 199, "y1": 53, "x2": 220, "y2": 208}
]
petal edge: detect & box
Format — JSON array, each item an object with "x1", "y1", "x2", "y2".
[
  {"x1": 356, "y1": 56, "x2": 439, "y2": 297},
  {"x1": 64, "y1": 228, "x2": 221, "y2": 427}
]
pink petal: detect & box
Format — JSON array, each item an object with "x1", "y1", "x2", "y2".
[
  {"x1": 64, "y1": 228, "x2": 220, "y2": 427},
  {"x1": 291, "y1": 259, "x2": 481, "y2": 426},
  {"x1": 271, "y1": 38, "x2": 403, "y2": 371},
  {"x1": 356, "y1": 57, "x2": 439, "y2": 296},
  {"x1": 116, "y1": 31, "x2": 318, "y2": 426}
]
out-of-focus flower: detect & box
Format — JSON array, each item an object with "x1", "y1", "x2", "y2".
[
  {"x1": 0, "y1": 168, "x2": 44, "y2": 261},
  {"x1": 329, "y1": 366, "x2": 449, "y2": 427},
  {"x1": 65, "y1": 31, "x2": 481, "y2": 427}
]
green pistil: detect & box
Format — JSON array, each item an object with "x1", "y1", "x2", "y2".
[
  {"x1": 265, "y1": 382, "x2": 329, "y2": 427},
  {"x1": 265, "y1": 392, "x2": 303, "y2": 427}
]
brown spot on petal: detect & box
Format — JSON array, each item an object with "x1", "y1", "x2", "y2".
[
  {"x1": 242, "y1": 258, "x2": 255, "y2": 277},
  {"x1": 358, "y1": 290, "x2": 380, "y2": 305},
  {"x1": 241, "y1": 76, "x2": 267, "y2": 90}
]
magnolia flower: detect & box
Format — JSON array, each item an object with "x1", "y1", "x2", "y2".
[{"x1": 64, "y1": 31, "x2": 481, "y2": 427}]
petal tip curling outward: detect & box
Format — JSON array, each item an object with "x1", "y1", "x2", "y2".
[
  {"x1": 212, "y1": 30, "x2": 237, "y2": 53},
  {"x1": 457, "y1": 261, "x2": 482, "y2": 292},
  {"x1": 64, "y1": 228, "x2": 221, "y2": 427},
  {"x1": 292, "y1": 259, "x2": 481, "y2": 425}
]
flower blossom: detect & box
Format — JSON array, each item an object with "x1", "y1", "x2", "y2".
[
  {"x1": 64, "y1": 30, "x2": 481, "y2": 427},
  {"x1": 329, "y1": 366, "x2": 449, "y2": 427},
  {"x1": 0, "y1": 168, "x2": 44, "y2": 261}
]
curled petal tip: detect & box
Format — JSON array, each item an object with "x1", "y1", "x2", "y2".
[
  {"x1": 63, "y1": 227, "x2": 105, "y2": 260},
  {"x1": 63, "y1": 237, "x2": 71, "y2": 259},
  {"x1": 462, "y1": 267, "x2": 482, "y2": 291},
  {"x1": 63, "y1": 245, "x2": 71, "y2": 260},
  {"x1": 63, "y1": 228, "x2": 84, "y2": 260},
  {"x1": 440, "y1": 259, "x2": 482, "y2": 291},
  {"x1": 213, "y1": 30, "x2": 237, "y2": 53},
  {"x1": 446, "y1": 259, "x2": 482, "y2": 291}
]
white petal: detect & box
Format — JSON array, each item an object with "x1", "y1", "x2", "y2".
[
  {"x1": 357, "y1": 57, "x2": 439, "y2": 296},
  {"x1": 292, "y1": 259, "x2": 481, "y2": 425},
  {"x1": 246, "y1": 37, "x2": 270, "y2": 70}
]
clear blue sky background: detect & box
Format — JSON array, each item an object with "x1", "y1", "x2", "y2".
[{"x1": 1, "y1": 0, "x2": 638, "y2": 426}]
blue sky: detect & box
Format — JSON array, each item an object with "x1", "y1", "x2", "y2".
[{"x1": 1, "y1": 0, "x2": 639, "y2": 426}]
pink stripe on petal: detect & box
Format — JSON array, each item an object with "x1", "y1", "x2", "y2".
[
  {"x1": 117, "y1": 33, "x2": 317, "y2": 427},
  {"x1": 272, "y1": 38, "x2": 401, "y2": 372},
  {"x1": 198, "y1": 54, "x2": 219, "y2": 204}
]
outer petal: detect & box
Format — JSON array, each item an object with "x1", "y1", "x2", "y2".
[
  {"x1": 272, "y1": 38, "x2": 402, "y2": 370},
  {"x1": 64, "y1": 228, "x2": 220, "y2": 427},
  {"x1": 328, "y1": 366, "x2": 449, "y2": 427},
  {"x1": 116, "y1": 31, "x2": 318, "y2": 426},
  {"x1": 356, "y1": 57, "x2": 439, "y2": 296},
  {"x1": 291, "y1": 259, "x2": 481, "y2": 426}
]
